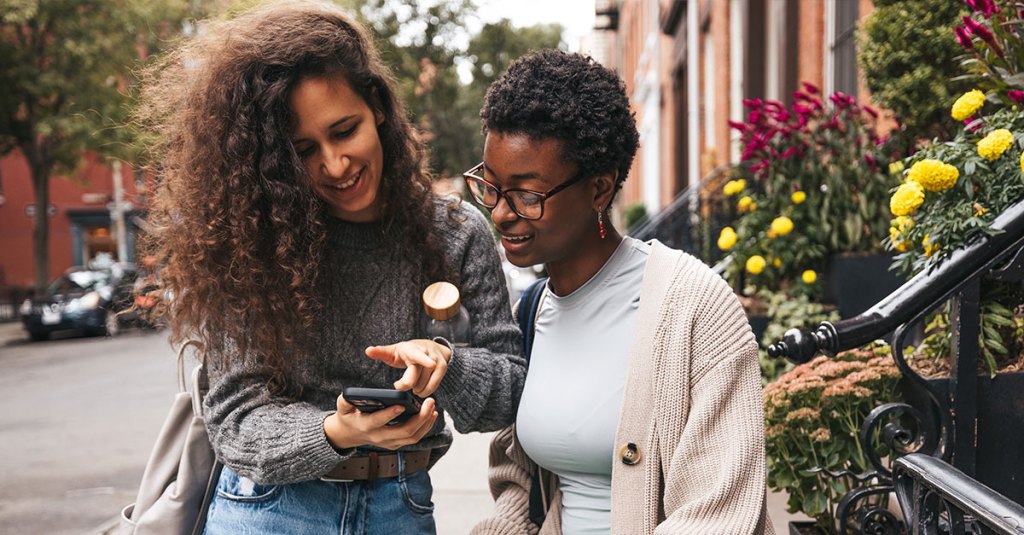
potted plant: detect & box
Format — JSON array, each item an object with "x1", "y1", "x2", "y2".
[
  {"x1": 764, "y1": 343, "x2": 903, "y2": 534},
  {"x1": 883, "y1": 82, "x2": 1024, "y2": 503},
  {"x1": 721, "y1": 85, "x2": 902, "y2": 317}
]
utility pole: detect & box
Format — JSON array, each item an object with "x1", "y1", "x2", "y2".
[{"x1": 110, "y1": 160, "x2": 130, "y2": 263}]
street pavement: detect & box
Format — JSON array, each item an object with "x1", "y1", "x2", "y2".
[{"x1": 0, "y1": 321, "x2": 804, "y2": 534}]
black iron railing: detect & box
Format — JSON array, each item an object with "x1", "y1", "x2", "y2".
[
  {"x1": 627, "y1": 165, "x2": 730, "y2": 263},
  {"x1": 894, "y1": 454, "x2": 1024, "y2": 535},
  {"x1": 767, "y1": 196, "x2": 1024, "y2": 533}
]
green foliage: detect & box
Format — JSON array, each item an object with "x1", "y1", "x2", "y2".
[
  {"x1": 956, "y1": 0, "x2": 1024, "y2": 104},
  {"x1": 343, "y1": 0, "x2": 564, "y2": 177},
  {"x1": 764, "y1": 343, "x2": 903, "y2": 532},
  {"x1": 0, "y1": 0, "x2": 191, "y2": 166},
  {"x1": 622, "y1": 201, "x2": 648, "y2": 230},
  {"x1": 858, "y1": 0, "x2": 968, "y2": 141},
  {"x1": 757, "y1": 288, "x2": 839, "y2": 383}
]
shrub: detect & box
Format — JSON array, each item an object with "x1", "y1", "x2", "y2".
[{"x1": 764, "y1": 343, "x2": 903, "y2": 533}]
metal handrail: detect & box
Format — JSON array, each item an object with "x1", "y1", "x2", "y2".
[
  {"x1": 767, "y1": 195, "x2": 1024, "y2": 363},
  {"x1": 894, "y1": 454, "x2": 1024, "y2": 534}
]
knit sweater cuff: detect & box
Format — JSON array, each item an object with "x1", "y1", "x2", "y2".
[
  {"x1": 436, "y1": 346, "x2": 471, "y2": 402},
  {"x1": 300, "y1": 409, "x2": 352, "y2": 475}
]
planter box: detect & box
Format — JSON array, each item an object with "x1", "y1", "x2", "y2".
[
  {"x1": 748, "y1": 314, "x2": 770, "y2": 345},
  {"x1": 788, "y1": 521, "x2": 824, "y2": 535},
  {"x1": 824, "y1": 253, "x2": 904, "y2": 319}
]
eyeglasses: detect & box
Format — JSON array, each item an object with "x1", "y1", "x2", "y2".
[{"x1": 462, "y1": 162, "x2": 586, "y2": 220}]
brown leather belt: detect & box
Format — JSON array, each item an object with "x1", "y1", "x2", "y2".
[{"x1": 321, "y1": 449, "x2": 431, "y2": 482}]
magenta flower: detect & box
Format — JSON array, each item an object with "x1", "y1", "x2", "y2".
[
  {"x1": 965, "y1": 0, "x2": 999, "y2": 18},
  {"x1": 955, "y1": 25, "x2": 974, "y2": 50},
  {"x1": 801, "y1": 81, "x2": 820, "y2": 95},
  {"x1": 728, "y1": 120, "x2": 749, "y2": 132},
  {"x1": 1008, "y1": 90, "x2": 1024, "y2": 104},
  {"x1": 863, "y1": 105, "x2": 879, "y2": 119},
  {"x1": 962, "y1": 15, "x2": 1003, "y2": 56}
]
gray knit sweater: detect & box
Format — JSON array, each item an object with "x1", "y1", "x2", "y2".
[{"x1": 203, "y1": 199, "x2": 525, "y2": 485}]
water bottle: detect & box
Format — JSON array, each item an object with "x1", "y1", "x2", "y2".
[{"x1": 422, "y1": 281, "x2": 472, "y2": 347}]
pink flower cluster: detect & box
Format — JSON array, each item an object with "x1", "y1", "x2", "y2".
[{"x1": 764, "y1": 346, "x2": 901, "y2": 415}]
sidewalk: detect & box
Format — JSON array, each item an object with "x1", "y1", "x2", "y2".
[{"x1": 0, "y1": 320, "x2": 25, "y2": 347}]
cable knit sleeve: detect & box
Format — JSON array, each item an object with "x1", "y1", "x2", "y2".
[
  {"x1": 656, "y1": 268, "x2": 773, "y2": 534},
  {"x1": 434, "y1": 202, "x2": 526, "y2": 432},
  {"x1": 203, "y1": 363, "x2": 347, "y2": 485},
  {"x1": 471, "y1": 425, "x2": 542, "y2": 535}
]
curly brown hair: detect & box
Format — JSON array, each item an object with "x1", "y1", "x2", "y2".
[{"x1": 137, "y1": 2, "x2": 447, "y2": 393}]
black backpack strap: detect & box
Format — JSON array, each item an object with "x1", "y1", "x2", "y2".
[
  {"x1": 516, "y1": 276, "x2": 548, "y2": 526},
  {"x1": 517, "y1": 277, "x2": 548, "y2": 364}
]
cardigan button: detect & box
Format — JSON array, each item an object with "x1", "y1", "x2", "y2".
[{"x1": 619, "y1": 442, "x2": 642, "y2": 465}]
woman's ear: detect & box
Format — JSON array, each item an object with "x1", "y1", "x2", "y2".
[{"x1": 592, "y1": 171, "x2": 618, "y2": 211}]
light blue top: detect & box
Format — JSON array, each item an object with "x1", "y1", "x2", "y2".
[{"x1": 516, "y1": 237, "x2": 650, "y2": 534}]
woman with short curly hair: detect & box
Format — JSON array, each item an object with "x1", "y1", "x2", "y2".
[
  {"x1": 467, "y1": 49, "x2": 773, "y2": 534},
  {"x1": 137, "y1": 3, "x2": 523, "y2": 533}
]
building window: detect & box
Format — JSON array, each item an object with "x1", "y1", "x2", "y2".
[{"x1": 829, "y1": 0, "x2": 859, "y2": 96}]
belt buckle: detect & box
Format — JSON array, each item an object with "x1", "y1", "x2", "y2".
[{"x1": 320, "y1": 475, "x2": 354, "y2": 483}]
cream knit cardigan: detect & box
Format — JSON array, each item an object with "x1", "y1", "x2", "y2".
[{"x1": 471, "y1": 241, "x2": 774, "y2": 535}]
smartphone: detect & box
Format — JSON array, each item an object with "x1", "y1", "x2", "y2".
[{"x1": 342, "y1": 387, "x2": 422, "y2": 426}]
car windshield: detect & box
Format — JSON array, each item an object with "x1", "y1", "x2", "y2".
[{"x1": 46, "y1": 270, "x2": 111, "y2": 296}]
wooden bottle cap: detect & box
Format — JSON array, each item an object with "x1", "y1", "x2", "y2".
[{"x1": 423, "y1": 281, "x2": 461, "y2": 320}]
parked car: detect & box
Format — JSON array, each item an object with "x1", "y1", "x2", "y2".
[{"x1": 19, "y1": 263, "x2": 137, "y2": 341}]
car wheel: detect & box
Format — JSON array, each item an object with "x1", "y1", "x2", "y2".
[
  {"x1": 104, "y1": 311, "x2": 121, "y2": 337},
  {"x1": 28, "y1": 330, "x2": 50, "y2": 342}
]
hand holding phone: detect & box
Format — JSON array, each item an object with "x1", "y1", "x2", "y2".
[{"x1": 342, "y1": 387, "x2": 423, "y2": 426}]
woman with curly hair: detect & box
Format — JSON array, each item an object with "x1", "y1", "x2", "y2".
[
  {"x1": 467, "y1": 50, "x2": 773, "y2": 534},
  {"x1": 137, "y1": 3, "x2": 523, "y2": 533}
]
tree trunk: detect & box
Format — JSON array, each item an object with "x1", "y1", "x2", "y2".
[{"x1": 28, "y1": 157, "x2": 51, "y2": 293}]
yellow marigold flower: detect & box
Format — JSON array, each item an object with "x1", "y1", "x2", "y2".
[
  {"x1": 717, "y1": 227, "x2": 737, "y2": 251},
  {"x1": 746, "y1": 255, "x2": 766, "y2": 275},
  {"x1": 770, "y1": 216, "x2": 794, "y2": 237},
  {"x1": 977, "y1": 129, "x2": 1015, "y2": 160},
  {"x1": 1020, "y1": 151, "x2": 1024, "y2": 175},
  {"x1": 890, "y1": 181, "x2": 925, "y2": 216},
  {"x1": 892, "y1": 215, "x2": 914, "y2": 232},
  {"x1": 889, "y1": 226, "x2": 912, "y2": 252},
  {"x1": 888, "y1": 161, "x2": 905, "y2": 175},
  {"x1": 737, "y1": 195, "x2": 755, "y2": 213},
  {"x1": 773, "y1": 257, "x2": 782, "y2": 268},
  {"x1": 723, "y1": 179, "x2": 746, "y2": 196},
  {"x1": 951, "y1": 89, "x2": 985, "y2": 121},
  {"x1": 907, "y1": 159, "x2": 959, "y2": 191},
  {"x1": 802, "y1": 270, "x2": 817, "y2": 284},
  {"x1": 791, "y1": 191, "x2": 806, "y2": 204},
  {"x1": 923, "y1": 234, "x2": 940, "y2": 257},
  {"x1": 973, "y1": 202, "x2": 988, "y2": 217}
]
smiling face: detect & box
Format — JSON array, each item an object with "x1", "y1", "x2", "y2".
[
  {"x1": 483, "y1": 132, "x2": 600, "y2": 269},
  {"x1": 289, "y1": 74, "x2": 385, "y2": 222}
]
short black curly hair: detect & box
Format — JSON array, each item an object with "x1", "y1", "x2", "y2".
[{"x1": 480, "y1": 49, "x2": 640, "y2": 195}]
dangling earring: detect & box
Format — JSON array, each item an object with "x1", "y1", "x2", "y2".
[{"x1": 597, "y1": 210, "x2": 607, "y2": 239}]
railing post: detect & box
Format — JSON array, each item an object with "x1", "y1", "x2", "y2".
[{"x1": 949, "y1": 280, "x2": 980, "y2": 479}]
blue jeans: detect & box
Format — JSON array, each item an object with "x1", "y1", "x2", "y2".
[{"x1": 204, "y1": 453, "x2": 436, "y2": 535}]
